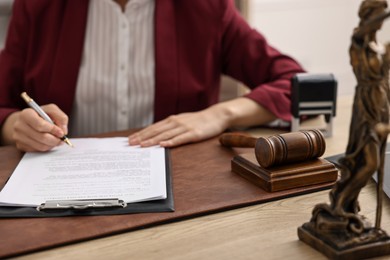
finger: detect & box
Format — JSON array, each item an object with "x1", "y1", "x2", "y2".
[
  {"x1": 20, "y1": 108, "x2": 65, "y2": 138},
  {"x1": 14, "y1": 130, "x2": 61, "y2": 152},
  {"x1": 15, "y1": 136, "x2": 61, "y2": 152},
  {"x1": 13, "y1": 119, "x2": 62, "y2": 151},
  {"x1": 159, "y1": 131, "x2": 201, "y2": 148},
  {"x1": 129, "y1": 119, "x2": 178, "y2": 145},
  {"x1": 41, "y1": 104, "x2": 69, "y2": 134},
  {"x1": 138, "y1": 126, "x2": 187, "y2": 147}
]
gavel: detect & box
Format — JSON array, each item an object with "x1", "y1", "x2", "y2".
[{"x1": 219, "y1": 129, "x2": 326, "y2": 168}]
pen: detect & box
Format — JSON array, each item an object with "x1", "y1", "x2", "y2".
[{"x1": 20, "y1": 92, "x2": 73, "y2": 147}]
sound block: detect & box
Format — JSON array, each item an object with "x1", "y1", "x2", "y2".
[{"x1": 231, "y1": 153, "x2": 338, "y2": 192}]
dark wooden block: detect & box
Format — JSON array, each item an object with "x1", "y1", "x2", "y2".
[{"x1": 231, "y1": 153, "x2": 338, "y2": 192}]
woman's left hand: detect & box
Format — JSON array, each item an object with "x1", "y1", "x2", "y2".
[
  {"x1": 128, "y1": 97, "x2": 276, "y2": 148},
  {"x1": 128, "y1": 106, "x2": 229, "y2": 147}
]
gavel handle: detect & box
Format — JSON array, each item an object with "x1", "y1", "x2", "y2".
[{"x1": 219, "y1": 133, "x2": 257, "y2": 148}]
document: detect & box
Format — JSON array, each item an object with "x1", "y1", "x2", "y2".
[{"x1": 0, "y1": 137, "x2": 167, "y2": 207}]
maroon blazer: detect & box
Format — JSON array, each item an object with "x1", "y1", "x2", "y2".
[{"x1": 0, "y1": 0, "x2": 304, "y2": 128}]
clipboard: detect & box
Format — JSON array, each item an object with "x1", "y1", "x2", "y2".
[{"x1": 0, "y1": 150, "x2": 174, "y2": 218}]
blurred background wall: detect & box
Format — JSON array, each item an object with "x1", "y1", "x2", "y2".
[{"x1": 245, "y1": 0, "x2": 390, "y2": 96}]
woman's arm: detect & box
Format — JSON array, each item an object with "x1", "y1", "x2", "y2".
[
  {"x1": 129, "y1": 1, "x2": 304, "y2": 147},
  {"x1": 128, "y1": 97, "x2": 275, "y2": 147}
]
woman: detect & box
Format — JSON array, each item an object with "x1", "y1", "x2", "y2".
[{"x1": 0, "y1": 0, "x2": 304, "y2": 151}]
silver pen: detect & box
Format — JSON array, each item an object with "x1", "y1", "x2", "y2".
[{"x1": 20, "y1": 92, "x2": 73, "y2": 147}]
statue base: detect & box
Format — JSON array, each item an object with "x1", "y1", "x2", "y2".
[{"x1": 298, "y1": 222, "x2": 390, "y2": 259}]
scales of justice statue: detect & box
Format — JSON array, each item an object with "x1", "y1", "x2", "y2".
[{"x1": 298, "y1": 0, "x2": 390, "y2": 259}]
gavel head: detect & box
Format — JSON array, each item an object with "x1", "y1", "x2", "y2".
[{"x1": 255, "y1": 129, "x2": 326, "y2": 168}]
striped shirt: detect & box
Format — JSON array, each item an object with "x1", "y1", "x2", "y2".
[{"x1": 69, "y1": 0, "x2": 155, "y2": 136}]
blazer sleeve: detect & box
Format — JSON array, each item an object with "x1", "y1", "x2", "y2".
[
  {"x1": 220, "y1": 1, "x2": 305, "y2": 121},
  {"x1": 0, "y1": 0, "x2": 29, "y2": 126}
]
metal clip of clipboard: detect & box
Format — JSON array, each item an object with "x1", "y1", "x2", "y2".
[{"x1": 36, "y1": 199, "x2": 127, "y2": 211}]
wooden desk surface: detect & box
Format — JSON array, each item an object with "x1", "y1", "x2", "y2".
[{"x1": 13, "y1": 96, "x2": 390, "y2": 260}]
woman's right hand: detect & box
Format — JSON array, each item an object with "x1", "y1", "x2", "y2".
[{"x1": 0, "y1": 104, "x2": 69, "y2": 152}]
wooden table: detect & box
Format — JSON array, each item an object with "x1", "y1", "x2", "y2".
[{"x1": 12, "y1": 96, "x2": 390, "y2": 260}]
